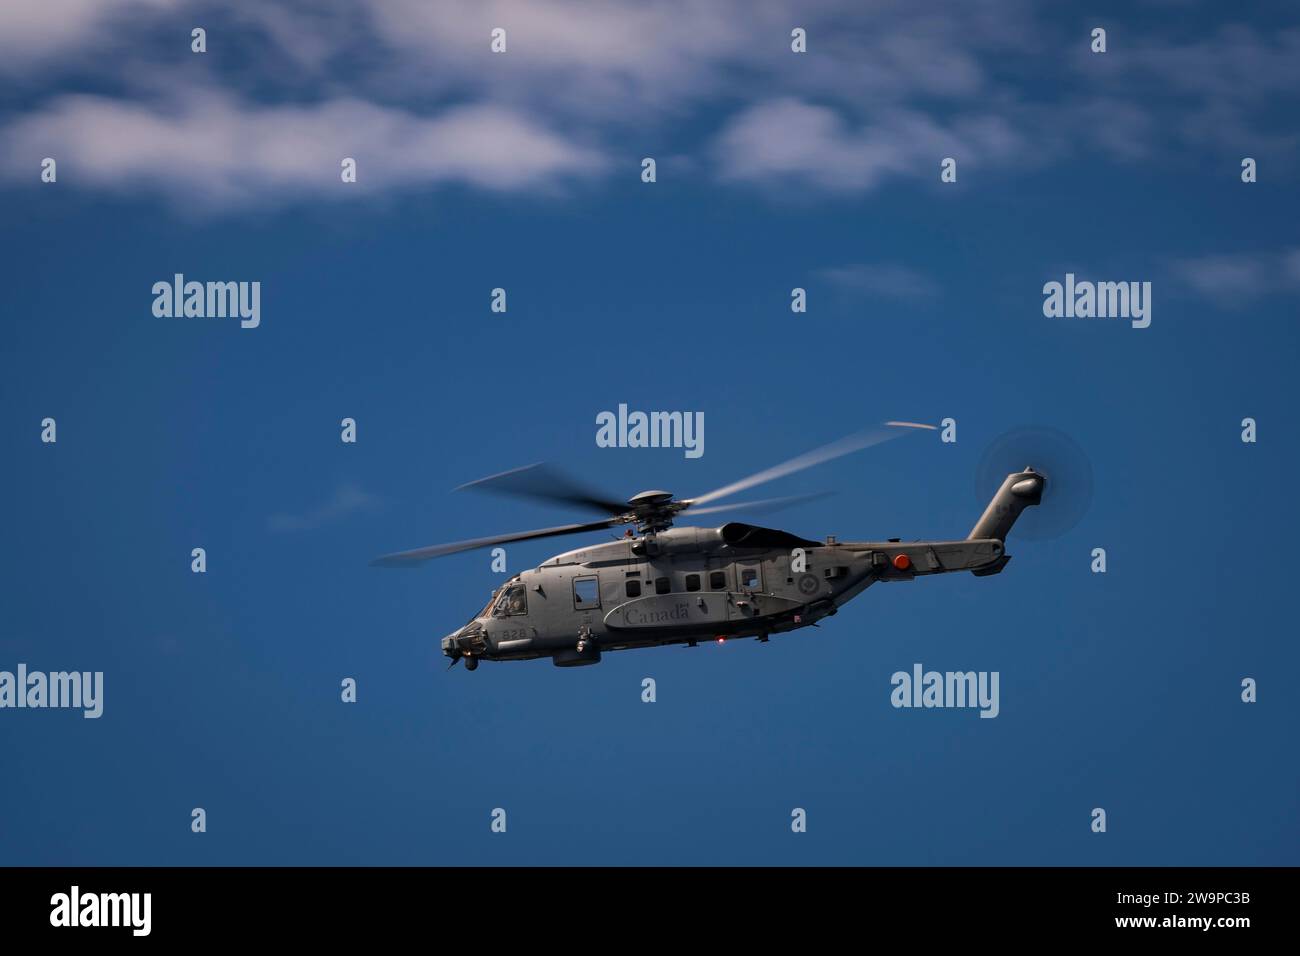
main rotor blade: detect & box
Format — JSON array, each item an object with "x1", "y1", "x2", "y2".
[
  {"x1": 685, "y1": 491, "x2": 834, "y2": 517},
  {"x1": 370, "y1": 518, "x2": 617, "y2": 567},
  {"x1": 686, "y1": 423, "x2": 931, "y2": 508},
  {"x1": 456, "y1": 463, "x2": 628, "y2": 515}
]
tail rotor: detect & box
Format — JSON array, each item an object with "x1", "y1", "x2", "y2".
[{"x1": 974, "y1": 426, "x2": 1093, "y2": 540}]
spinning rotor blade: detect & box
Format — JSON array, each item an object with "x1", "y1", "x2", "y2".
[
  {"x1": 371, "y1": 518, "x2": 617, "y2": 567},
  {"x1": 456, "y1": 463, "x2": 628, "y2": 516},
  {"x1": 686, "y1": 491, "x2": 834, "y2": 517},
  {"x1": 686, "y1": 422, "x2": 930, "y2": 508}
]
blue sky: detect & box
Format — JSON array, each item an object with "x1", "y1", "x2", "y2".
[{"x1": 1, "y1": 0, "x2": 1298, "y2": 865}]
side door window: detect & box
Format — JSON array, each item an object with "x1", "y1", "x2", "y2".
[
  {"x1": 737, "y1": 563, "x2": 762, "y2": 591},
  {"x1": 624, "y1": 568, "x2": 642, "y2": 599},
  {"x1": 573, "y1": 575, "x2": 601, "y2": 611}
]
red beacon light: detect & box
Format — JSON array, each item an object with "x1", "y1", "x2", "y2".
[{"x1": 892, "y1": 553, "x2": 912, "y2": 570}]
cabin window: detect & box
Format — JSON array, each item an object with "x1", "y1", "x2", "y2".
[
  {"x1": 654, "y1": 577, "x2": 671, "y2": 595},
  {"x1": 625, "y1": 580, "x2": 641, "y2": 598},
  {"x1": 573, "y1": 576, "x2": 601, "y2": 610},
  {"x1": 709, "y1": 570, "x2": 727, "y2": 590},
  {"x1": 739, "y1": 566, "x2": 761, "y2": 590},
  {"x1": 685, "y1": 573, "x2": 701, "y2": 592}
]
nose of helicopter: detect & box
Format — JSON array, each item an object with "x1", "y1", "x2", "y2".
[
  {"x1": 442, "y1": 619, "x2": 488, "y2": 661},
  {"x1": 440, "y1": 619, "x2": 471, "y2": 658}
]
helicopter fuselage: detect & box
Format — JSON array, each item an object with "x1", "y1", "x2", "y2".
[{"x1": 441, "y1": 521, "x2": 1009, "y2": 668}]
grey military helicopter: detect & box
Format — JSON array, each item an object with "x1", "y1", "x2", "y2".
[{"x1": 373, "y1": 424, "x2": 1054, "y2": 671}]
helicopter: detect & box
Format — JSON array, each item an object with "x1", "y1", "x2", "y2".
[{"x1": 372, "y1": 423, "x2": 1052, "y2": 671}]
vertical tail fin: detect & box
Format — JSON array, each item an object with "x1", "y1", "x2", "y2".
[{"x1": 969, "y1": 468, "x2": 1045, "y2": 541}]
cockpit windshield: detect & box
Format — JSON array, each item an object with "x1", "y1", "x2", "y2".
[{"x1": 492, "y1": 581, "x2": 528, "y2": 617}]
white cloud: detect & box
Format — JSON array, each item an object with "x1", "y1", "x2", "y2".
[
  {"x1": 269, "y1": 482, "x2": 381, "y2": 532},
  {"x1": 362, "y1": 0, "x2": 752, "y2": 117},
  {"x1": 0, "y1": 90, "x2": 606, "y2": 206},
  {"x1": 358, "y1": 0, "x2": 1019, "y2": 116},
  {"x1": 1072, "y1": 25, "x2": 1300, "y2": 159},
  {"x1": 1169, "y1": 249, "x2": 1300, "y2": 305},
  {"x1": 713, "y1": 98, "x2": 1023, "y2": 192},
  {"x1": 0, "y1": 0, "x2": 179, "y2": 65},
  {"x1": 1111, "y1": 26, "x2": 1300, "y2": 101},
  {"x1": 817, "y1": 263, "x2": 939, "y2": 301},
  {"x1": 1283, "y1": 249, "x2": 1300, "y2": 284},
  {"x1": 1, "y1": 1, "x2": 1296, "y2": 208}
]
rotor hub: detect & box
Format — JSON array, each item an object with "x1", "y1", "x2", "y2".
[
  {"x1": 627, "y1": 489, "x2": 674, "y2": 508},
  {"x1": 624, "y1": 490, "x2": 682, "y2": 532}
]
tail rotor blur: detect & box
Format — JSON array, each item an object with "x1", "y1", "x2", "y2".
[{"x1": 975, "y1": 426, "x2": 1093, "y2": 540}]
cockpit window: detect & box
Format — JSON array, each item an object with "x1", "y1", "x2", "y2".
[{"x1": 493, "y1": 582, "x2": 528, "y2": 617}]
